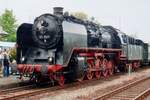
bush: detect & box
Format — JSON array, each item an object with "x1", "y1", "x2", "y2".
[{"x1": 9, "y1": 47, "x2": 16, "y2": 61}]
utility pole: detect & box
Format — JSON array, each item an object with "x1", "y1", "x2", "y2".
[{"x1": 118, "y1": 16, "x2": 121, "y2": 30}]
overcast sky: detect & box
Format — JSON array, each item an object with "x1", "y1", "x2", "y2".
[{"x1": 0, "y1": 0, "x2": 150, "y2": 43}]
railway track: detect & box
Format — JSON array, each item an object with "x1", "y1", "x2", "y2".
[
  {"x1": 0, "y1": 68, "x2": 149, "y2": 100},
  {"x1": 0, "y1": 84, "x2": 63, "y2": 100},
  {"x1": 94, "y1": 75, "x2": 150, "y2": 100},
  {"x1": 0, "y1": 78, "x2": 98, "y2": 100},
  {"x1": 0, "y1": 84, "x2": 36, "y2": 94},
  {"x1": 0, "y1": 80, "x2": 62, "y2": 100}
]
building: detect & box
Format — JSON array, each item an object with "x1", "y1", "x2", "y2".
[
  {"x1": 0, "y1": 41, "x2": 15, "y2": 51},
  {"x1": 0, "y1": 26, "x2": 15, "y2": 51}
]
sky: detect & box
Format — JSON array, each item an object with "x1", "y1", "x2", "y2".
[{"x1": 0, "y1": 0, "x2": 150, "y2": 43}]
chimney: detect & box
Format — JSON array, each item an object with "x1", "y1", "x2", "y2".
[{"x1": 53, "y1": 7, "x2": 63, "y2": 16}]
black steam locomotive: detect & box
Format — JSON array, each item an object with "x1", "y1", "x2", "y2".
[{"x1": 16, "y1": 7, "x2": 149, "y2": 86}]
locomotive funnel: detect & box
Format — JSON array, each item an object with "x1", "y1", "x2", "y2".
[{"x1": 53, "y1": 7, "x2": 63, "y2": 15}]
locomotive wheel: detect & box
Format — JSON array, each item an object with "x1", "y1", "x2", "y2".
[
  {"x1": 34, "y1": 73, "x2": 42, "y2": 85},
  {"x1": 77, "y1": 73, "x2": 85, "y2": 82},
  {"x1": 29, "y1": 74, "x2": 35, "y2": 82},
  {"x1": 108, "y1": 68, "x2": 114, "y2": 76},
  {"x1": 86, "y1": 58, "x2": 94, "y2": 80},
  {"x1": 103, "y1": 70, "x2": 109, "y2": 77},
  {"x1": 95, "y1": 71, "x2": 101, "y2": 79},
  {"x1": 86, "y1": 70, "x2": 94, "y2": 80},
  {"x1": 108, "y1": 61, "x2": 114, "y2": 76},
  {"x1": 58, "y1": 75, "x2": 65, "y2": 86},
  {"x1": 95, "y1": 57, "x2": 102, "y2": 79},
  {"x1": 35, "y1": 78, "x2": 40, "y2": 83},
  {"x1": 102, "y1": 58, "x2": 109, "y2": 77},
  {"x1": 35, "y1": 77, "x2": 43, "y2": 84}
]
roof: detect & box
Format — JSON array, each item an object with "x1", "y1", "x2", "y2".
[
  {"x1": 0, "y1": 26, "x2": 8, "y2": 35},
  {"x1": 0, "y1": 41, "x2": 15, "y2": 47}
]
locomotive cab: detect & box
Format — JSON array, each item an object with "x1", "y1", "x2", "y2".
[{"x1": 101, "y1": 26, "x2": 121, "y2": 49}]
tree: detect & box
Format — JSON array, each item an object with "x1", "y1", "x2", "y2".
[
  {"x1": 0, "y1": 9, "x2": 17, "y2": 42},
  {"x1": 89, "y1": 16, "x2": 101, "y2": 26},
  {"x1": 71, "y1": 12, "x2": 101, "y2": 26},
  {"x1": 71, "y1": 12, "x2": 88, "y2": 20},
  {"x1": 9, "y1": 47, "x2": 16, "y2": 61}
]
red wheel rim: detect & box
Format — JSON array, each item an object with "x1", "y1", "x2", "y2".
[
  {"x1": 58, "y1": 75, "x2": 65, "y2": 86},
  {"x1": 86, "y1": 58, "x2": 94, "y2": 80},
  {"x1": 86, "y1": 71, "x2": 94, "y2": 80},
  {"x1": 102, "y1": 58, "x2": 108, "y2": 77},
  {"x1": 95, "y1": 71, "x2": 101, "y2": 79},
  {"x1": 95, "y1": 57, "x2": 102, "y2": 79}
]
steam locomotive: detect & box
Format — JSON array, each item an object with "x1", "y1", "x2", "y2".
[{"x1": 16, "y1": 7, "x2": 149, "y2": 86}]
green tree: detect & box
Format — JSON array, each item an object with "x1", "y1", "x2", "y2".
[
  {"x1": 71, "y1": 12, "x2": 101, "y2": 26},
  {"x1": 0, "y1": 9, "x2": 17, "y2": 42},
  {"x1": 71, "y1": 12, "x2": 88, "y2": 20},
  {"x1": 90, "y1": 16, "x2": 101, "y2": 26},
  {"x1": 9, "y1": 47, "x2": 16, "y2": 60}
]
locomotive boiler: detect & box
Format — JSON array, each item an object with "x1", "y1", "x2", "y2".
[{"x1": 16, "y1": 7, "x2": 148, "y2": 86}]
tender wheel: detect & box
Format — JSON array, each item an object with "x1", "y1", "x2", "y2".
[
  {"x1": 126, "y1": 63, "x2": 133, "y2": 72},
  {"x1": 58, "y1": 75, "x2": 65, "y2": 86}
]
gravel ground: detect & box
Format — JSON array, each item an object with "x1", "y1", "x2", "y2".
[
  {"x1": 0, "y1": 76, "x2": 21, "y2": 88},
  {"x1": 145, "y1": 95, "x2": 150, "y2": 100},
  {"x1": 40, "y1": 68, "x2": 150, "y2": 100}
]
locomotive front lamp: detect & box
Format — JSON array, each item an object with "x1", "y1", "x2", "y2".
[
  {"x1": 21, "y1": 57, "x2": 25, "y2": 62},
  {"x1": 48, "y1": 57, "x2": 53, "y2": 63}
]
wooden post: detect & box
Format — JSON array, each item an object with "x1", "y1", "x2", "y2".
[{"x1": 128, "y1": 64, "x2": 131, "y2": 76}]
